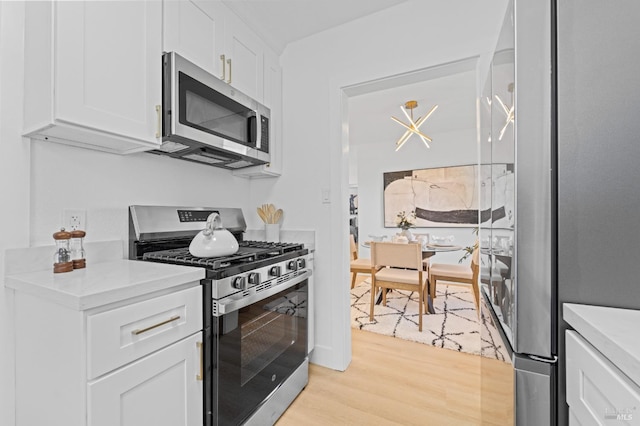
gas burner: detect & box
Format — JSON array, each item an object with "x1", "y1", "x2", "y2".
[{"x1": 141, "y1": 240, "x2": 307, "y2": 279}]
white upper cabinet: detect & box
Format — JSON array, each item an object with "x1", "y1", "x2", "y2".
[
  {"x1": 164, "y1": 0, "x2": 264, "y2": 103},
  {"x1": 163, "y1": 0, "x2": 224, "y2": 78},
  {"x1": 234, "y1": 50, "x2": 282, "y2": 178},
  {"x1": 221, "y1": 11, "x2": 264, "y2": 102},
  {"x1": 23, "y1": 1, "x2": 163, "y2": 154}
]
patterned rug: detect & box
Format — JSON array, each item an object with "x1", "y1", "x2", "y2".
[{"x1": 351, "y1": 280, "x2": 481, "y2": 355}]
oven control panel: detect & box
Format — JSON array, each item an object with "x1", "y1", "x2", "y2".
[
  {"x1": 210, "y1": 253, "x2": 312, "y2": 300},
  {"x1": 177, "y1": 209, "x2": 219, "y2": 222}
]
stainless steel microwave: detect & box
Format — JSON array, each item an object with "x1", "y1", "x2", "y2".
[{"x1": 152, "y1": 52, "x2": 270, "y2": 170}]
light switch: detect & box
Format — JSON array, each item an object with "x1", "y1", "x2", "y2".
[{"x1": 321, "y1": 188, "x2": 331, "y2": 204}]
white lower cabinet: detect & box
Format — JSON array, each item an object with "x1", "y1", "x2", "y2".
[
  {"x1": 88, "y1": 333, "x2": 203, "y2": 426},
  {"x1": 14, "y1": 284, "x2": 203, "y2": 426},
  {"x1": 566, "y1": 330, "x2": 640, "y2": 425}
]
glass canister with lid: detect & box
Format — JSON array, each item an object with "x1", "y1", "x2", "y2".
[{"x1": 53, "y1": 228, "x2": 73, "y2": 273}]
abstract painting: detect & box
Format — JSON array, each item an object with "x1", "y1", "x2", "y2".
[
  {"x1": 383, "y1": 164, "x2": 514, "y2": 228},
  {"x1": 384, "y1": 165, "x2": 476, "y2": 227}
]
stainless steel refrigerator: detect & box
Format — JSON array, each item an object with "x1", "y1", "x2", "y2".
[{"x1": 479, "y1": 0, "x2": 640, "y2": 424}]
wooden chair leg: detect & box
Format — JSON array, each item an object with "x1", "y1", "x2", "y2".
[
  {"x1": 351, "y1": 272, "x2": 357, "y2": 289},
  {"x1": 472, "y1": 282, "x2": 480, "y2": 314},
  {"x1": 418, "y1": 285, "x2": 423, "y2": 331},
  {"x1": 369, "y1": 278, "x2": 376, "y2": 321},
  {"x1": 382, "y1": 287, "x2": 387, "y2": 306},
  {"x1": 423, "y1": 284, "x2": 429, "y2": 313},
  {"x1": 430, "y1": 278, "x2": 437, "y2": 300}
]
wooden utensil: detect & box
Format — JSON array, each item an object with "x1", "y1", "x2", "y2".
[
  {"x1": 257, "y1": 207, "x2": 268, "y2": 223},
  {"x1": 273, "y1": 209, "x2": 283, "y2": 224},
  {"x1": 257, "y1": 204, "x2": 281, "y2": 224}
]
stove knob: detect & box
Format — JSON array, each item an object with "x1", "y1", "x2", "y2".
[
  {"x1": 232, "y1": 276, "x2": 246, "y2": 290},
  {"x1": 248, "y1": 272, "x2": 261, "y2": 285},
  {"x1": 297, "y1": 258, "x2": 306, "y2": 269},
  {"x1": 269, "y1": 266, "x2": 281, "y2": 277},
  {"x1": 287, "y1": 260, "x2": 298, "y2": 271}
]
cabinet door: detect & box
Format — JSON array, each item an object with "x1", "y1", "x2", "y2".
[
  {"x1": 55, "y1": 1, "x2": 162, "y2": 145},
  {"x1": 262, "y1": 52, "x2": 282, "y2": 175},
  {"x1": 233, "y1": 51, "x2": 281, "y2": 178},
  {"x1": 566, "y1": 331, "x2": 640, "y2": 425},
  {"x1": 223, "y1": 12, "x2": 264, "y2": 101},
  {"x1": 88, "y1": 333, "x2": 203, "y2": 426},
  {"x1": 163, "y1": 0, "x2": 224, "y2": 77}
]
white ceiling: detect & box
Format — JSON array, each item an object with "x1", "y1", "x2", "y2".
[
  {"x1": 221, "y1": 0, "x2": 410, "y2": 54},
  {"x1": 348, "y1": 60, "x2": 478, "y2": 146}
]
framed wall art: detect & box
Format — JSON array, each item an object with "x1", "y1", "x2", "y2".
[{"x1": 383, "y1": 164, "x2": 483, "y2": 228}]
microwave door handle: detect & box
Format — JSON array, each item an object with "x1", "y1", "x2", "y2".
[
  {"x1": 247, "y1": 112, "x2": 260, "y2": 148},
  {"x1": 255, "y1": 111, "x2": 261, "y2": 149}
]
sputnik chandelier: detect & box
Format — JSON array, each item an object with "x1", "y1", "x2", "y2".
[
  {"x1": 391, "y1": 100, "x2": 438, "y2": 151},
  {"x1": 494, "y1": 82, "x2": 514, "y2": 141}
]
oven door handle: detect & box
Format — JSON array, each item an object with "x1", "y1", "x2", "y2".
[{"x1": 216, "y1": 269, "x2": 312, "y2": 315}]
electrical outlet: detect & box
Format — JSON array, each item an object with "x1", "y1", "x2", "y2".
[{"x1": 63, "y1": 209, "x2": 86, "y2": 231}]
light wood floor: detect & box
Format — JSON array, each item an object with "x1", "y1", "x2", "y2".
[
  {"x1": 277, "y1": 329, "x2": 482, "y2": 425},
  {"x1": 277, "y1": 276, "x2": 513, "y2": 425}
]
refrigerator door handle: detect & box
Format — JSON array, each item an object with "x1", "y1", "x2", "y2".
[{"x1": 528, "y1": 354, "x2": 558, "y2": 364}]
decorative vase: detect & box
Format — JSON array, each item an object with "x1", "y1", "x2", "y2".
[{"x1": 400, "y1": 228, "x2": 413, "y2": 241}]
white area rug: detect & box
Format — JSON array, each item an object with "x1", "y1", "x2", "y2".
[{"x1": 351, "y1": 280, "x2": 481, "y2": 355}]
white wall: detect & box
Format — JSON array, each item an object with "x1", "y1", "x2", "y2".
[
  {"x1": 249, "y1": 0, "x2": 508, "y2": 371},
  {"x1": 0, "y1": 4, "x2": 30, "y2": 425},
  {"x1": 29, "y1": 143, "x2": 253, "y2": 248}
]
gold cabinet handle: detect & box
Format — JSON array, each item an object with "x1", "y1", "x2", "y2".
[
  {"x1": 155, "y1": 105, "x2": 162, "y2": 138},
  {"x1": 131, "y1": 315, "x2": 180, "y2": 336},
  {"x1": 220, "y1": 54, "x2": 226, "y2": 81},
  {"x1": 226, "y1": 58, "x2": 232, "y2": 84},
  {"x1": 196, "y1": 341, "x2": 203, "y2": 381}
]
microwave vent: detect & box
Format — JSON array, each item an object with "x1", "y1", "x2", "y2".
[
  {"x1": 225, "y1": 160, "x2": 254, "y2": 169},
  {"x1": 157, "y1": 141, "x2": 190, "y2": 153},
  {"x1": 183, "y1": 153, "x2": 225, "y2": 164}
]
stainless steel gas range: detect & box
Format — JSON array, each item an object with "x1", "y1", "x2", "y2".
[{"x1": 129, "y1": 206, "x2": 312, "y2": 426}]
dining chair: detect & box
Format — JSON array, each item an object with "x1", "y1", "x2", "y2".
[
  {"x1": 428, "y1": 247, "x2": 480, "y2": 311},
  {"x1": 350, "y1": 234, "x2": 371, "y2": 288},
  {"x1": 370, "y1": 241, "x2": 427, "y2": 331}
]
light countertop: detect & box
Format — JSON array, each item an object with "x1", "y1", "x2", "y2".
[
  {"x1": 5, "y1": 259, "x2": 204, "y2": 311},
  {"x1": 564, "y1": 303, "x2": 640, "y2": 386}
]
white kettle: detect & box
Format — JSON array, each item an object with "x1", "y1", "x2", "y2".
[{"x1": 188, "y1": 213, "x2": 239, "y2": 258}]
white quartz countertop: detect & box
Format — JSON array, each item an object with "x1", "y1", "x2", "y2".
[
  {"x1": 564, "y1": 303, "x2": 640, "y2": 386},
  {"x1": 5, "y1": 259, "x2": 205, "y2": 311}
]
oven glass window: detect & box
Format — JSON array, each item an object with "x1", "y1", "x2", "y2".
[
  {"x1": 212, "y1": 281, "x2": 308, "y2": 425},
  {"x1": 179, "y1": 72, "x2": 256, "y2": 147}
]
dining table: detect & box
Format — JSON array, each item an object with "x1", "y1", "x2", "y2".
[{"x1": 362, "y1": 240, "x2": 463, "y2": 314}]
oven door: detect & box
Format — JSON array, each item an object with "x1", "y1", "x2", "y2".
[{"x1": 209, "y1": 271, "x2": 309, "y2": 426}]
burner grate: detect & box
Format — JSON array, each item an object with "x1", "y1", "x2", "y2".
[
  {"x1": 143, "y1": 248, "x2": 257, "y2": 269},
  {"x1": 141, "y1": 240, "x2": 305, "y2": 271}
]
